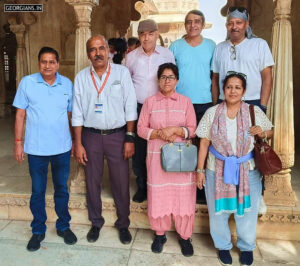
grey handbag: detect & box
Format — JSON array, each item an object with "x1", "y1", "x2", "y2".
[{"x1": 161, "y1": 142, "x2": 197, "y2": 172}]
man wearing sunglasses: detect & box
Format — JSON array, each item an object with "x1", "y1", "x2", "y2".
[{"x1": 211, "y1": 7, "x2": 274, "y2": 113}]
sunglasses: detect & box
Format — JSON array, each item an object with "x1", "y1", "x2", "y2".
[
  {"x1": 228, "y1": 7, "x2": 249, "y2": 15},
  {"x1": 226, "y1": 71, "x2": 247, "y2": 80},
  {"x1": 230, "y1": 45, "x2": 236, "y2": 60}
]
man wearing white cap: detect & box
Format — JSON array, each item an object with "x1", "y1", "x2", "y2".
[
  {"x1": 212, "y1": 7, "x2": 274, "y2": 113},
  {"x1": 126, "y1": 19, "x2": 175, "y2": 203}
]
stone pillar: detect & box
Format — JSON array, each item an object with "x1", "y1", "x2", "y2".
[
  {"x1": 9, "y1": 23, "x2": 28, "y2": 87},
  {"x1": 64, "y1": 0, "x2": 98, "y2": 194},
  {"x1": 65, "y1": 0, "x2": 99, "y2": 75},
  {"x1": 264, "y1": 0, "x2": 296, "y2": 206}
]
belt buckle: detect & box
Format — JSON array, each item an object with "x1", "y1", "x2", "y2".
[{"x1": 101, "y1": 130, "x2": 108, "y2": 135}]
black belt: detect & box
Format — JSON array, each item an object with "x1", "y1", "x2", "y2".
[{"x1": 83, "y1": 125, "x2": 126, "y2": 135}]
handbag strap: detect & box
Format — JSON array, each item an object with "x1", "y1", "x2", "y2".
[{"x1": 249, "y1": 104, "x2": 259, "y2": 143}]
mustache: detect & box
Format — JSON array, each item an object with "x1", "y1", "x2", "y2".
[
  {"x1": 94, "y1": 55, "x2": 104, "y2": 60},
  {"x1": 231, "y1": 29, "x2": 240, "y2": 32}
]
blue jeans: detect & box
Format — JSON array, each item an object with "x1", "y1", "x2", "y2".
[
  {"x1": 28, "y1": 151, "x2": 71, "y2": 234},
  {"x1": 205, "y1": 169, "x2": 262, "y2": 251}
]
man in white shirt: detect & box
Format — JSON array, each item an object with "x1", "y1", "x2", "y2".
[
  {"x1": 126, "y1": 19, "x2": 175, "y2": 202},
  {"x1": 212, "y1": 7, "x2": 274, "y2": 113},
  {"x1": 72, "y1": 35, "x2": 137, "y2": 245}
]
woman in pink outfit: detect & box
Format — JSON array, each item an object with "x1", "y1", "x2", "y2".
[{"x1": 137, "y1": 63, "x2": 197, "y2": 256}]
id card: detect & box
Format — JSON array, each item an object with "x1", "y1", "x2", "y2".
[{"x1": 94, "y1": 103, "x2": 103, "y2": 113}]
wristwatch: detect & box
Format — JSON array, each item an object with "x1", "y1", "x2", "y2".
[
  {"x1": 126, "y1": 131, "x2": 136, "y2": 137},
  {"x1": 196, "y1": 169, "x2": 205, "y2": 174}
]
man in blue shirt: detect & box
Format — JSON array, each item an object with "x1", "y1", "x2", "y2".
[
  {"x1": 13, "y1": 47, "x2": 77, "y2": 251},
  {"x1": 169, "y1": 10, "x2": 216, "y2": 204}
]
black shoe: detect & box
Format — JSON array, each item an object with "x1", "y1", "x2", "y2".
[
  {"x1": 119, "y1": 228, "x2": 132, "y2": 244},
  {"x1": 27, "y1": 234, "x2": 45, "y2": 252},
  {"x1": 218, "y1": 250, "x2": 232, "y2": 266},
  {"x1": 178, "y1": 237, "x2": 194, "y2": 257},
  {"x1": 151, "y1": 234, "x2": 167, "y2": 253},
  {"x1": 132, "y1": 188, "x2": 147, "y2": 203},
  {"x1": 240, "y1": 251, "x2": 253, "y2": 266},
  {"x1": 87, "y1": 226, "x2": 100, "y2": 243},
  {"x1": 57, "y1": 228, "x2": 77, "y2": 245}
]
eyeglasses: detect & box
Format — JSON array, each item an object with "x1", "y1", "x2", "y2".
[
  {"x1": 159, "y1": 75, "x2": 176, "y2": 81},
  {"x1": 228, "y1": 7, "x2": 249, "y2": 15},
  {"x1": 230, "y1": 45, "x2": 236, "y2": 60},
  {"x1": 226, "y1": 71, "x2": 247, "y2": 80}
]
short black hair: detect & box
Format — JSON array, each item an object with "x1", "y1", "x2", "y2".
[
  {"x1": 185, "y1": 10, "x2": 205, "y2": 25},
  {"x1": 127, "y1": 37, "x2": 140, "y2": 47},
  {"x1": 38, "y1": 46, "x2": 59, "y2": 62},
  {"x1": 157, "y1": 63, "x2": 179, "y2": 80},
  {"x1": 108, "y1": 38, "x2": 117, "y2": 46},
  {"x1": 222, "y1": 73, "x2": 247, "y2": 91}
]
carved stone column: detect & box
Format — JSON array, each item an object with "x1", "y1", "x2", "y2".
[
  {"x1": 9, "y1": 23, "x2": 28, "y2": 87},
  {"x1": 65, "y1": 0, "x2": 99, "y2": 75},
  {"x1": 264, "y1": 0, "x2": 296, "y2": 206}
]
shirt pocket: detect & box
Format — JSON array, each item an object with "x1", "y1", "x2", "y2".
[{"x1": 110, "y1": 83, "x2": 122, "y2": 98}]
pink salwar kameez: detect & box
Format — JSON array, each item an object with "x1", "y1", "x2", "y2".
[{"x1": 137, "y1": 91, "x2": 197, "y2": 239}]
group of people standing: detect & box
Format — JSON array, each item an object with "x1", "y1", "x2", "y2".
[{"x1": 13, "y1": 6, "x2": 274, "y2": 266}]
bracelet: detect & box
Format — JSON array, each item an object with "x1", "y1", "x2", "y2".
[
  {"x1": 126, "y1": 131, "x2": 136, "y2": 138},
  {"x1": 15, "y1": 139, "x2": 22, "y2": 142},
  {"x1": 263, "y1": 131, "x2": 268, "y2": 142},
  {"x1": 196, "y1": 169, "x2": 205, "y2": 173}
]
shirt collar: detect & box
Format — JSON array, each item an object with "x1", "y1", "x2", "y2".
[
  {"x1": 156, "y1": 91, "x2": 178, "y2": 101},
  {"x1": 37, "y1": 72, "x2": 61, "y2": 86},
  {"x1": 138, "y1": 45, "x2": 160, "y2": 56},
  {"x1": 90, "y1": 63, "x2": 110, "y2": 75}
]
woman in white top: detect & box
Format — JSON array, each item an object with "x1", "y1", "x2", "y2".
[{"x1": 195, "y1": 72, "x2": 273, "y2": 266}]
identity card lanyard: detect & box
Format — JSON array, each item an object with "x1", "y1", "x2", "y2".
[
  {"x1": 90, "y1": 63, "x2": 111, "y2": 99},
  {"x1": 90, "y1": 64, "x2": 111, "y2": 113}
]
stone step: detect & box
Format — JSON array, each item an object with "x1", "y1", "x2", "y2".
[
  {"x1": 1, "y1": 191, "x2": 300, "y2": 241},
  {"x1": 0, "y1": 158, "x2": 300, "y2": 241}
]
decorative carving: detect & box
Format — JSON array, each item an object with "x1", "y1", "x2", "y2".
[
  {"x1": 195, "y1": 206, "x2": 209, "y2": 217},
  {"x1": 264, "y1": 170, "x2": 296, "y2": 206},
  {"x1": 259, "y1": 213, "x2": 300, "y2": 224},
  {"x1": 65, "y1": 0, "x2": 99, "y2": 74},
  {"x1": 70, "y1": 165, "x2": 86, "y2": 194},
  {"x1": 2, "y1": 194, "x2": 300, "y2": 224},
  {"x1": 274, "y1": 0, "x2": 291, "y2": 20},
  {"x1": 9, "y1": 23, "x2": 28, "y2": 87}
]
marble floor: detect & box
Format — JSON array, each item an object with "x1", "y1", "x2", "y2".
[{"x1": 0, "y1": 219, "x2": 299, "y2": 266}]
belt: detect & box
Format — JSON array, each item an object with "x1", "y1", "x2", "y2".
[{"x1": 83, "y1": 125, "x2": 126, "y2": 135}]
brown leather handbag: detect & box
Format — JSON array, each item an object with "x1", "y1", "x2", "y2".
[{"x1": 249, "y1": 105, "x2": 282, "y2": 175}]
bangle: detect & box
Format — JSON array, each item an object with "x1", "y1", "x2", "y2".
[
  {"x1": 263, "y1": 131, "x2": 268, "y2": 142},
  {"x1": 15, "y1": 139, "x2": 22, "y2": 142},
  {"x1": 196, "y1": 169, "x2": 205, "y2": 173}
]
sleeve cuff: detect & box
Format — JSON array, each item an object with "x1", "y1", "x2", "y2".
[
  {"x1": 182, "y1": 127, "x2": 189, "y2": 139},
  {"x1": 147, "y1": 129, "x2": 154, "y2": 141},
  {"x1": 71, "y1": 119, "x2": 84, "y2": 127}
]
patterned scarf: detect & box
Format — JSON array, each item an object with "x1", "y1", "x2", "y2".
[{"x1": 211, "y1": 102, "x2": 251, "y2": 216}]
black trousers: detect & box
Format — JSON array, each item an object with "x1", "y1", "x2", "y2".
[{"x1": 133, "y1": 103, "x2": 147, "y2": 190}]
